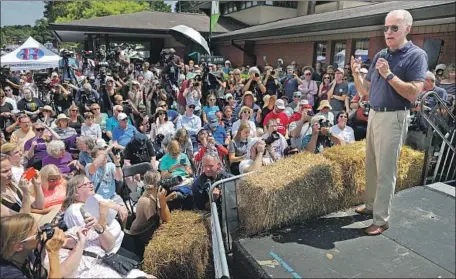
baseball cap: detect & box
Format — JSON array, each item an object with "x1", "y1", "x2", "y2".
[
  {"x1": 296, "y1": 100, "x2": 312, "y2": 112},
  {"x1": 117, "y1": 113, "x2": 128, "y2": 121},
  {"x1": 95, "y1": 139, "x2": 108, "y2": 149},
  {"x1": 435, "y1": 64, "x2": 446, "y2": 72},
  {"x1": 275, "y1": 99, "x2": 286, "y2": 109},
  {"x1": 293, "y1": 91, "x2": 302, "y2": 97},
  {"x1": 335, "y1": 67, "x2": 344, "y2": 74},
  {"x1": 225, "y1": 93, "x2": 234, "y2": 100}
]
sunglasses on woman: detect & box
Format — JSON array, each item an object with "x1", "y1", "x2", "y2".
[
  {"x1": 242, "y1": 110, "x2": 250, "y2": 114},
  {"x1": 158, "y1": 112, "x2": 166, "y2": 115},
  {"x1": 35, "y1": 128, "x2": 45, "y2": 132}
]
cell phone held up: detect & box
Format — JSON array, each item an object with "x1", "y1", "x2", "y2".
[
  {"x1": 179, "y1": 158, "x2": 186, "y2": 166},
  {"x1": 23, "y1": 168, "x2": 37, "y2": 181}
]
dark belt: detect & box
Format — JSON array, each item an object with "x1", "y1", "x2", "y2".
[{"x1": 372, "y1": 106, "x2": 409, "y2": 112}]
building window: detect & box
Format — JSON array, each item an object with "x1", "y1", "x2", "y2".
[
  {"x1": 353, "y1": 39, "x2": 369, "y2": 62},
  {"x1": 315, "y1": 41, "x2": 327, "y2": 66},
  {"x1": 333, "y1": 41, "x2": 346, "y2": 68},
  {"x1": 272, "y1": 1, "x2": 298, "y2": 8},
  {"x1": 222, "y1": 2, "x2": 238, "y2": 15}
]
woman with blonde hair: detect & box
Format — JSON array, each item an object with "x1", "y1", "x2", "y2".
[
  {"x1": 0, "y1": 214, "x2": 66, "y2": 279},
  {"x1": 128, "y1": 170, "x2": 174, "y2": 257},
  {"x1": 90, "y1": 103, "x2": 108, "y2": 132},
  {"x1": 228, "y1": 122, "x2": 252, "y2": 174},
  {"x1": 81, "y1": 111, "x2": 102, "y2": 139},
  {"x1": 1, "y1": 143, "x2": 25, "y2": 183},
  {"x1": 31, "y1": 165, "x2": 67, "y2": 214},
  {"x1": 440, "y1": 63, "x2": 455, "y2": 96},
  {"x1": 0, "y1": 155, "x2": 44, "y2": 217}
]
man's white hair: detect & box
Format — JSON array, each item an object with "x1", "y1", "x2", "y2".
[
  {"x1": 113, "y1": 105, "x2": 123, "y2": 111},
  {"x1": 426, "y1": 71, "x2": 436, "y2": 82},
  {"x1": 83, "y1": 83, "x2": 92, "y2": 91},
  {"x1": 386, "y1": 9, "x2": 413, "y2": 26},
  {"x1": 46, "y1": 140, "x2": 65, "y2": 158}
]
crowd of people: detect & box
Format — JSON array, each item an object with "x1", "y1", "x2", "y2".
[{"x1": 0, "y1": 44, "x2": 455, "y2": 278}]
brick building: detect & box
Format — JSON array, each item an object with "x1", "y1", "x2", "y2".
[{"x1": 206, "y1": 1, "x2": 455, "y2": 70}]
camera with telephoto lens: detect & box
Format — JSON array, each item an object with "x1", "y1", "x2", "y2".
[
  {"x1": 319, "y1": 119, "x2": 331, "y2": 128},
  {"x1": 0, "y1": 66, "x2": 11, "y2": 85},
  {"x1": 264, "y1": 131, "x2": 280, "y2": 145},
  {"x1": 363, "y1": 102, "x2": 371, "y2": 117},
  {"x1": 159, "y1": 175, "x2": 183, "y2": 191}
]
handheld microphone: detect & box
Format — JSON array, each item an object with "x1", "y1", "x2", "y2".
[{"x1": 379, "y1": 48, "x2": 389, "y2": 59}]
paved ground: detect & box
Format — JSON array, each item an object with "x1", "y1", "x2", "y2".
[{"x1": 233, "y1": 186, "x2": 455, "y2": 278}]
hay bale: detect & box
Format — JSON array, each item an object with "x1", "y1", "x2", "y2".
[
  {"x1": 143, "y1": 210, "x2": 212, "y2": 279},
  {"x1": 322, "y1": 140, "x2": 425, "y2": 206},
  {"x1": 322, "y1": 141, "x2": 367, "y2": 206},
  {"x1": 396, "y1": 145, "x2": 425, "y2": 190},
  {"x1": 237, "y1": 153, "x2": 344, "y2": 237}
]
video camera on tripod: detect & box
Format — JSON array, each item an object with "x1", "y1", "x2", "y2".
[{"x1": 0, "y1": 65, "x2": 11, "y2": 86}]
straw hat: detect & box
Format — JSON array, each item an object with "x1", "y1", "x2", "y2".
[
  {"x1": 262, "y1": 95, "x2": 277, "y2": 108},
  {"x1": 42, "y1": 105, "x2": 56, "y2": 116},
  {"x1": 317, "y1": 100, "x2": 332, "y2": 111},
  {"x1": 55, "y1": 113, "x2": 69, "y2": 125}
]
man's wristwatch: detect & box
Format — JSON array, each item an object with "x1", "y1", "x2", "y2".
[{"x1": 386, "y1": 72, "x2": 395, "y2": 81}]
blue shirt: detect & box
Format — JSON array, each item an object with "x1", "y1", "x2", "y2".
[
  {"x1": 112, "y1": 124, "x2": 138, "y2": 146},
  {"x1": 167, "y1": 109, "x2": 179, "y2": 122},
  {"x1": 106, "y1": 116, "x2": 132, "y2": 132},
  {"x1": 366, "y1": 41, "x2": 428, "y2": 109},
  {"x1": 281, "y1": 76, "x2": 299, "y2": 100},
  {"x1": 203, "y1": 106, "x2": 220, "y2": 119},
  {"x1": 427, "y1": 86, "x2": 448, "y2": 108},
  {"x1": 159, "y1": 153, "x2": 191, "y2": 178},
  {"x1": 205, "y1": 124, "x2": 226, "y2": 145},
  {"x1": 85, "y1": 162, "x2": 117, "y2": 199}
]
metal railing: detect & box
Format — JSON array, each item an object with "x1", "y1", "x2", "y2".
[
  {"x1": 420, "y1": 91, "x2": 456, "y2": 185},
  {"x1": 209, "y1": 173, "x2": 253, "y2": 279}
]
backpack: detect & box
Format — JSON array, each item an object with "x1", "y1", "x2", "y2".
[{"x1": 125, "y1": 132, "x2": 151, "y2": 164}]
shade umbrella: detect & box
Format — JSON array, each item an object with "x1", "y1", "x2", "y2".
[{"x1": 169, "y1": 25, "x2": 210, "y2": 55}]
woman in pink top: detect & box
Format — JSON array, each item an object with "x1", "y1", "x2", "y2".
[{"x1": 32, "y1": 164, "x2": 66, "y2": 214}]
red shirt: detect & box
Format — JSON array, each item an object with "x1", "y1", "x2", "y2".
[
  {"x1": 352, "y1": 93, "x2": 369, "y2": 122},
  {"x1": 178, "y1": 80, "x2": 189, "y2": 106},
  {"x1": 289, "y1": 112, "x2": 301, "y2": 124},
  {"x1": 263, "y1": 111, "x2": 289, "y2": 136}
]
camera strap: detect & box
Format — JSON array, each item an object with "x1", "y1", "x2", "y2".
[{"x1": 94, "y1": 166, "x2": 107, "y2": 194}]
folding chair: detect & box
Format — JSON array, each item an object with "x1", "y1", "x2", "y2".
[{"x1": 118, "y1": 162, "x2": 153, "y2": 214}]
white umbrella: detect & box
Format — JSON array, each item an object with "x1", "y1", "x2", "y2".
[{"x1": 169, "y1": 25, "x2": 210, "y2": 55}]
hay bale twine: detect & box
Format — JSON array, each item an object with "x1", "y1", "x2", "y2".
[
  {"x1": 237, "y1": 153, "x2": 344, "y2": 237},
  {"x1": 143, "y1": 210, "x2": 212, "y2": 279}
]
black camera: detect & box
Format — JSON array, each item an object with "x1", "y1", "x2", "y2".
[
  {"x1": 363, "y1": 102, "x2": 371, "y2": 117},
  {"x1": 264, "y1": 131, "x2": 280, "y2": 145},
  {"x1": 0, "y1": 66, "x2": 11, "y2": 85},
  {"x1": 319, "y1": 119, "x2": 331, "y2": 128},
  {"x1": 254, "y1": 73, "x2": 260, "y2": 78},
  {"x1": 271, "y1": 70, "x2": 276, "y2": 76},
  {"x1": 159, "y1": 175, "x2": 183, "y2": 191}
]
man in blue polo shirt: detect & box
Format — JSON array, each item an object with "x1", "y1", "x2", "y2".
[
  {"x1": 112, "y1": 112, "x2": 138, "y2": 149},
  {"x1": 106, "y1": 105, "x2": 132, "y2": 139},
  {"x1": 351, "y1": 9, "x2": 428, "y2": 236}
]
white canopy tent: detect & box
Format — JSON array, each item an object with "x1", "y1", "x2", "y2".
[{"x1": 0, "y1": 37, "x2": 60, "y2": 70}]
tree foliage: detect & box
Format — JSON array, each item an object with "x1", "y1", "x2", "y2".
[
  {"x1": 1, "y1": 19, "x2": 53, "y2": 47},
  {"x1": 175, "y1": 1, "x2": 204, "y2": 13},
  {"x1": 43, "y1": 1, "x2": 171, "y2": 23}
]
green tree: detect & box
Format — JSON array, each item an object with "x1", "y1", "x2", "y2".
[
  {"x1": 150, "y1": 0, "x2": 172, "y2": 13},
  {"x1": 30, "y1": 18, "x2": 53, "y2": 44},
  {"x1": 175, "y1": 1, "x2": 204, "y2": 13}
]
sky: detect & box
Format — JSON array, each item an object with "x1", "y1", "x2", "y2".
[
  {"x1": 1, "y1": 1, "x2": 45, "y2": 26},
  {"x1": 0, "y1": 1, "x2": 177, "y2": 27}
]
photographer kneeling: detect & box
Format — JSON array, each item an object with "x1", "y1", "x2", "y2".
[
  {"x1": 0, "y1": 214, "x2": 66, "y2": 279},
  {"x1": 300, "y1": 115, "x2": 343, "y2": 154},
  {"x1": 261, "y1": 119, "x2": 288, "y2": 165}
]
